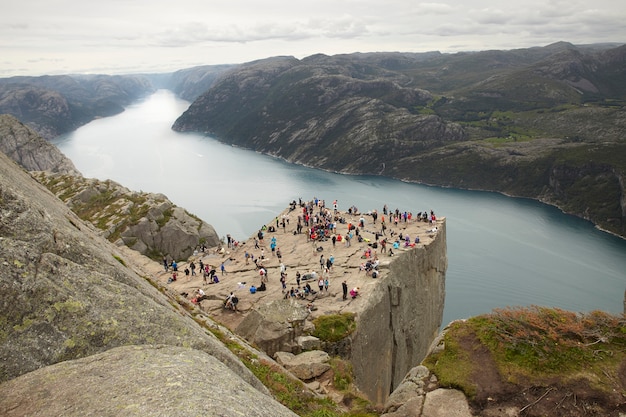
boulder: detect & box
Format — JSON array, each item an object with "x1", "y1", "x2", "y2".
[
  {"x1": 236, "y1": 299, "x2": 310, "y2": 356},
  {"x1": 421, "y1": 389, "x2": 472, "y2": 417},
  {"x1": 382, "y1": 365, "x2": 430, "y2": 416},
  {"x1": 297, "y1": 335, "x2": 321, "y2": 351},
  {"x1": 273, "y1": 350, "x2": 331, "y2": 380},
  {"x1": 0, "y1": 345, "x2": 297, "y2": 417}
]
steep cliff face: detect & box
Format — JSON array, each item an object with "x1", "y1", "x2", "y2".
[{"x1": 350, "y1": 222, "x2": 447, "y2": 404}]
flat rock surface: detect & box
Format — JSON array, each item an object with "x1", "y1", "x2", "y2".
[{"x1": 152, "y1": 205, "x2": 444, "y2": 330}]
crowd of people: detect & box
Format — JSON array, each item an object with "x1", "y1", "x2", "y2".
[{"x1": 164, "y1": 197, "x2": 439, "y2": 315}]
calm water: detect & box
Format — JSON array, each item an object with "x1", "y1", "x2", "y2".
[{"x1": 52, "y1": 90, "x2": 626, "y2": 326}]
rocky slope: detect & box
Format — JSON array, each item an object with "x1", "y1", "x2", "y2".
[
  {"x1": 0, "y1": 345, "x2": 296, "y2": 417},
  {"x1": 171, "y1": 43, "x2": 626, "y2": 238},
  {"x1": 33, "y1": 172, "x2": 220, "y2": 262},
  {"x1": 0, "y1": 150, "x2": 299, "y2": 416},
  {"x1": 0, "y1": 114, "x2": 80, "y2": 175},
  {"x1": 379, "y1": 308, "x2": 626, "y2": 417}
]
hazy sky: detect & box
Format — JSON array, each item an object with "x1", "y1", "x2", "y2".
[{"x1": 2, "y1": 0, "x2": 624, "y2": 77}]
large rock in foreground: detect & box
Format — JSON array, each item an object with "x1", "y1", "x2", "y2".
[
  {"x1": 0, "y1": 345, "x2": 296, "y2": 417},
  {"x1": 0, "y1": 150, "x2": 253, "y2": 392}
]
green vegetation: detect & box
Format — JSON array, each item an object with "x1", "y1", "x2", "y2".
[
  {"x1": 422, "y1": 321, "x2": 477, "y2": 397},
  {"x1": 112, "y1": 254, "x2": 126, "y2": 266},
  {"x1": 330, "y1": 357, "x2": 353, "y2": 391},
  {"x1": 156, "y1": 208, "x2": 173, "y2": 228},
  {"x1": 312, "y1": 313, "x2": 357, "y2": 343},
  {"x1": 34, "y1": 173, "x2": 184, "y2": 259},
  {"x1": 424, "y1": 307, "x2": 626, "y2": 399}
]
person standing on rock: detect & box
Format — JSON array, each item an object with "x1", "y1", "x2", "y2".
[
  {"x1": 162, "y1": 257, "x2": 168, "y2": 272},
  {"x1": 342, "y1": 280, "x2": 348, "y2": 300},
  {"x1": 318, "y1": 277, "x2": 324, "y2": 293},
  {"x1": 319, "y1": 254, "x2": 325, "y2": 271},
  {"x1": 220, "y1": 262, "x2": 227, "y2": 275},
  {"x1": 270, "y1": 237, "x2": 277, "y2": 256},
  {"x1": 190, "y1": 261, "x2": 196, "y2": 276}
]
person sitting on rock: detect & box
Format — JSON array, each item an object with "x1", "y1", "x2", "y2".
[
  {"x1": 195, "y1": 288, "x2": 207, "y2": 302},
  {"x1": 224, "y1": 292, "x2": 238, "y2": 311},
  {"x1": 350, "y1": 287, "x2": 360, "y2": 299},
  {"x1": 224, "y1": 292, "x2": 234, "y2": 309},
  {"x1": 304, "y1": 282, "x2": 315, "y2": 295}
]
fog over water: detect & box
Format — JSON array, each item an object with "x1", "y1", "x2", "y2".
[{"x1": 52, "y1": 90, "x2": 626, "y2": 326}]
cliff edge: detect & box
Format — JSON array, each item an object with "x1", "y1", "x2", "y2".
[
  {"x1": 156, "y1": 203, "x2": 447, "y2": 406},
  {"x1": 0, "y1": 150, "x2": 297, "y2": 416}
]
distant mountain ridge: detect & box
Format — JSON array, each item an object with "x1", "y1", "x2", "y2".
[
  {"x1": 172, "y1": 42, "x2": 626, "y2": 238},
  {"x1": 0, "y1": 42, "x2": 623, "y2": 237},
  {"x1": 0, "y1": 74, "x2": 155, "y2": 139}
]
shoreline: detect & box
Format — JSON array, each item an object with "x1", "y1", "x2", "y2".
[{"x1": 212, "y1": 136, "x2": 624, "y2": 241}]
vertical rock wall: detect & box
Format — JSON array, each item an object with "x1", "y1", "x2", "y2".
[{"x1": 350, "y1": 221, "x2": 447, "y2": 405}]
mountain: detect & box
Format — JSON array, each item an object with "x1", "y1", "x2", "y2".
[
  {"x1": 172, "y1": 43, "x2": 626, "y2": 238},
  {"x1": 0, "y1": 74, "x2": 154, "y2": 139},
  {"x1": 164, "y1": 64, "x2": 236, "y2": 101},
  {"x1": 172, "y1": 55, "x2": 467, "y2": 172}
]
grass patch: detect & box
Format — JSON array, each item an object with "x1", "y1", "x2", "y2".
[
  {"x1": 422, "y1": 321, "x2": 478, "y2": 398},
  {"x1": 425, "y1": 307, "x2": 626, "y2": 399},
  {"x1": 473, "y1": 307, "x2": 626, "y2": 375},
  {"x1": 312, "y1": 313, "x2": 357, "y2": 343},
  {"x1": 330, "y1": 357, "x2": 353, "y2": 391}
]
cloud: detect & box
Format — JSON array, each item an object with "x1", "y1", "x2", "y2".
[
  {"x1": 151, "y1": 14, "x2": 370, "y2": 48},
  {"x1": 0, "y1": 0, "x2": 624, "y2": 76},
  {"x1": 417, "y1": 3, "x2": 455, "y2": 14}
]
